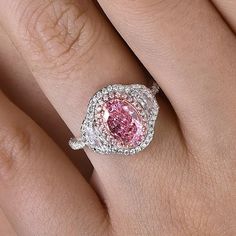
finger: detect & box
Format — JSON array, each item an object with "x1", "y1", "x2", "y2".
[
  {"x1": 0, "y1": 27, "x2": 92, "y2": 179},
  {"x1": 0, "y1": 208, "x2": 16, "y2": 236},
  {"x1": 0, "y1": 91, "x2": 107, "y2": 235},
  {"x1": 97, "y1": 0, "x2": 236, "y2": 152},
  {"x1": 212, "y1": 0, "x2": 236, "y2": 32}
]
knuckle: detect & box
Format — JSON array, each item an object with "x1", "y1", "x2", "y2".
[
  {"x1": 111, "y1": 0, "x2": 194, "y2": 34},
  {"x1": 113, "y1": 0, "x2": 188, "y2": 15},
  {"x1": 18, "y1": 1, "x2": 100, "y2": 77},
  {"x1": 0, "y1": 125, "x2": 34, "y2": 180}
]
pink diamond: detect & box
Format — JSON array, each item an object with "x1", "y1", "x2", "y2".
[{"x1": 103, "y1": 99, "x2": 145, "y2": 147}]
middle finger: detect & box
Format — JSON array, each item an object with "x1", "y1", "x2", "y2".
[{"x1": 0, "y1": 0, "x2": 180, "y2": 182}]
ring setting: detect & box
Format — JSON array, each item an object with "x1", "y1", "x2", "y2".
[{"x1": 69, "y1": 82, "x2": 160, "y2": 156}]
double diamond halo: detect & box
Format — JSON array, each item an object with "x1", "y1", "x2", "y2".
[{"x1": 69, "y1": 82, "x2": 160, "y2": 156}]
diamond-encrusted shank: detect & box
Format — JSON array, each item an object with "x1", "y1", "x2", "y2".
[
  {"x1": 69, "y1": 82, "x2": 160, "y2": 155},
  {"x1": 69, "y1": 138, "x2": 85, "y2": 150}
]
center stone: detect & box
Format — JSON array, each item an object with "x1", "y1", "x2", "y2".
[{"x1": 103, "y1": 99, "x2": 144, "y2": 146}]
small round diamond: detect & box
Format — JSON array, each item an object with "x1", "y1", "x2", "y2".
[
  {"x1": 124, "y1": 150, "x2": 130, "y2": 155},
  {"x1": 97, "y1": 92, "x2": 102, "y2": 98},
  {"x1": 103, "y1": 95, "x2": 109, "y2": 101},
  {"x1": 130, "y1": 149, "x2": 136, "y2": 155},
  {"x1": 102, "y1": 88, "x2": 108, "y2": 94}
]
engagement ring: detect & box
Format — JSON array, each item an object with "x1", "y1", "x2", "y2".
[{"x1": 69, "y1": 82, "x2": 160, "y2": 156}]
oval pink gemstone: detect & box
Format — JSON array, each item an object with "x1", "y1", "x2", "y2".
[{"x1": 103, "y1": 99, "x2": 144, "y2": 146}]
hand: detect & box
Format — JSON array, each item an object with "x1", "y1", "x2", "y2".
[{"x1": 0, "y1": 0, "x2": 235, "y2": 235}]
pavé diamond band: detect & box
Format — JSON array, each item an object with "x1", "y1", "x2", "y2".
[{"x1": 69, "y1": 82, "x2": 160, "y2": 156}]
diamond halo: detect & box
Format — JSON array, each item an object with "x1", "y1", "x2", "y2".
[{"x1": 69, "y1": 83, "x2": 160, "y2": 156}]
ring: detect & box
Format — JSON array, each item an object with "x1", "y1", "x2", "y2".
[{"x1": 69, "y1": 82, "x2": 160, "y2": 156}]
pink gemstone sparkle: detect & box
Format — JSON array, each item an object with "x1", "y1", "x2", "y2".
[{"x1": 103, "y1": 99, "x2": 145, "y2": 147}]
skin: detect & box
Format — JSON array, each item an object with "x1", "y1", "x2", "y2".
[{"x1": 0, "y1": 0, "x2": 235, "y2": 235}]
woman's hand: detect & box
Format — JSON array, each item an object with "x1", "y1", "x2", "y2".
[{"x1": 0, "y1": 0, "x2": 235, "y2": 235}]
